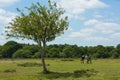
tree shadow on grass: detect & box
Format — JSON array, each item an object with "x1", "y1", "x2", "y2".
[{"x1": 39, "y1": 69, "x2": 98, "y2": 79}]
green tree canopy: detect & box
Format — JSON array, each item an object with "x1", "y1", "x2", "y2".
[
  {"x1": 5, "y1": 0, "x2": 68, "y2": 73},
  {"x1": 0, "y1": 41, "x2": 22, "y2": 58}
]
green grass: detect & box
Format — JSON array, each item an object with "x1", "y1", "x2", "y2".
[{"x1": 0, "y1": 59, "x2": 120, "y2": 80}]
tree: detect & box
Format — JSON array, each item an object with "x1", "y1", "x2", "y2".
[
  {"x1": 62, "y1": 46, "x2": 74, "y2": 58},
  {"x1": 110, "y1": 49, "x2": 119, "y2": 58},
  {"x1": 104, "y1": 46, "x2": 114, "y2": 58},
  {"x1": 22, "y1": 45, "x2": 39, "y2": 55},
  {"x1": 71, "y1": 45, "x2": 80, "y2": 58},
  {"x1": 95, "y1": 45, "x2": 105, "y2": 58},
  {"x1": 78, "y1": 46, "x2": 87, "y2": 56},
  {"x1": 111, "y1": 44, "x2": 120, "y2": 58},
  {"x1": 47, "y1": 47, "x2": 60, "y2": 58},
  {"x1": 116, "y1": 44, "x2": 120, "y2": 55},
  {"x1": 0, "y1": 41, "x2": 22, "y2": 58},
  {"x1": 13, "y1": 49, "x2": 32, "y2": 58},
  {"x1": 5, "y1": 0, "x2": 68, "y2": 73}
]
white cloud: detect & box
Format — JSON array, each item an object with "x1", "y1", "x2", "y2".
[
  {"x1": 68, "y1": 19, "x2": 120, "y2": 45},
  {"x1": 84, "y1": 19, "x2": 99, "y2": 26},
  {"x1": 93, "y1": 14, "x2": 103, "y2": 18},
  {"x1": 94, "y1": 22, "x2": 120, "y2": 34},
  {"x1": 0, "y1": 9, "x2": 17, "y2": 24},
  {"x1": 0, "y1": 0, "x2": 19, "y2": 7},
  {"x1": 64, "y1": 13, "x2": 85, "y2": 20},
  {"x1": 67, "y1": 27, "x2": 73, "y2": 31},
  {"x1": 57, "y1": 0, "x2": 108, "y2": 19},
  {"x1": 0, "y1": 0, "x2": 18, "y2": 24},
  {"x1": 110, "y1": 33, "x2": 120, "y2": 39},
  {"x1": 109, "y1": 32, "x2": 120, "y2": 44},
  {"x1": 84, "y1": 19, "x2": 120, "y2": 34},
  {"x1": 0, "y1": 9, "x2": 17, "y2": 45},
  {"x1": 86, "y1": 37, "x2": 110, "y2": 43},
  {"x1": 68, "y1": 28, "x2": 110, "y2": 44},
  {"x1": 0, "y1": 9, "x2": 17, "y2": 17},
  {"x1": 0, "y1": 36, "x2": 8, "y2": 45},
  {"x1": 69, "y1": 28, "x2": 96, "y2": 38},
  {"x1": 0, "y1": 1, "x2": 18, "y2": 24},
  {"x1": 93, "y1": 12, "x2": 103, "y2": 18},
  {"x1": 0, "y1": 15, "x2": 14, "y2": 24}
]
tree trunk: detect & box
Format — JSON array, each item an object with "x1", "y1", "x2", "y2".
[{"x1": 41, "y1": 41, "x2": 48, "y2": 73}]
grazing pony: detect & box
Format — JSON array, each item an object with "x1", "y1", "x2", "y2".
[
  {"x1": 87, "y1": 55, "x2": 92, "y2": 64},
  {"x1": 80, "y1": 55, "x2": 85, "y2": 64}
]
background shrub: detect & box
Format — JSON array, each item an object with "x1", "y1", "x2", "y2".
[{"x1": 12, "y1": 49, "x2": 32, "y2": 58}]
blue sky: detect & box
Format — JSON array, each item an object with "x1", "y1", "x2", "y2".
[{"x1": 0, "y1": 0, "x2": 120, "y2": 46}]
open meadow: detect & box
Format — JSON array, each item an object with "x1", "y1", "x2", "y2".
[{"x1": 0, "y1": 59, "x2": 120, "y2": 80}]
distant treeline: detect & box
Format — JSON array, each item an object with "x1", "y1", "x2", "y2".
[{"x1": 0, "y1": 41, "x2": 120, "y2": 59}]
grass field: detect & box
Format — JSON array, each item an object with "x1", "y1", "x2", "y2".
[{"x1": 0, "y1": 59, "x2": 120, "y2": 80}]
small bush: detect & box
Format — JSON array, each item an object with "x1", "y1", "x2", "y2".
[
  {"x1": 61, "y1": 58, "x2": 74, "y2": 61},
  {"x1": 4, "y1": 69, "x2": 16, "y2": 73},
  {"x1": 17, "y1": 62, "x2": 42, "y2": 67},
  {"x1": 33, "y1": 52, "x2": 41, "y2": 58},
  {"x1": 73, "y1": 69, "x2": 98, "y2": 77},
  {"x1": 74, "y1": 70, "x2": 86, "y2": 74},
  {"x1": 17, "y1": 62, "x2": 50, "y2": 67},
  {"x1": 13, "y1": 49, "x2": 32, "y2": 58}
]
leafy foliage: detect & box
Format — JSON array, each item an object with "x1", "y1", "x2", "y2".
[
  {"x1": 22, "y1": 45, "x2": 39, "y2": 55},
  {"x1": 5, "y1": 0, "x2": 69, "y2": 73},
  {"x1": 13, "y1": 49, "x2": 32, "y2": 58},
  {"x1": 0, "y1": 41, "x2": 22, "y2": 58},
  {"x1": 5, "y1": 0, "x2": 68, "y2": 44},
  {"x1": 0, "y1": 41, "x2": 120, "y2": 59},
  {"x1": 47, "y1": 47, "x2": 60, "y2": 58}
]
